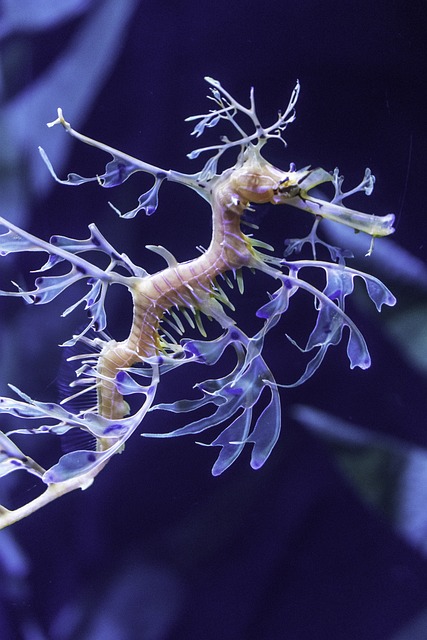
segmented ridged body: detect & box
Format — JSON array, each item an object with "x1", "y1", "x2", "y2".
[{"x1": 97, "y1": 171, "x2": 254, "y2": 422}]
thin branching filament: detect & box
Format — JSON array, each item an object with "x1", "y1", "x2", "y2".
[{"x1": 0, "y1": 78, "x2": 396, "y2": 528}]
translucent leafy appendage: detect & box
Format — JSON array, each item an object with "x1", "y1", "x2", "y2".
[
  {"x1": 142, "y1": 329, "x2": 281, "y2": 475},
  {"x1": 0, "y1": 216, "x2": 135, "y2": 345},
  {"x1": 141, "y1": 258, "x2": 395, "y2": 474},
  {"x1": 40, "y1": 110, "x2": 171, "y2": 217},
  {"x1": 0, "y1": 367, "x2": 159, "y2": 484},
  {"x1": 185, "y1": 76, "x2": 300, "y2": 179},
  {"x1": 284, "y1": 218, "x2": 353, "y2": 262},
  {"x1": 0, "y1": 365, "x2": 159, "y2": 528},
  {"x1": 0, "y1": 430, "x2": 45, "y2": 480},
  {"x1": 259, "y1": 262, "x2": 396, "y2": 386}
]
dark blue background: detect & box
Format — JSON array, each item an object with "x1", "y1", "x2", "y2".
[{"x1": 1, "y1": 1, "x2": 427, "y2": 638}]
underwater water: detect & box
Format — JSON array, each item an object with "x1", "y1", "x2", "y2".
[{"x1": 0, "y1": 0, "x2": 427, "y2": 638}]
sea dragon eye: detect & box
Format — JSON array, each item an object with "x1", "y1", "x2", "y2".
[{"x1": 276, "y1": 180, "x2": 301, "y2": 197}]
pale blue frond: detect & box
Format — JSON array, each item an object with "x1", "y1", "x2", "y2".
[
  {"x1": 0, "y1": 215, "x2": 117, "y2": 283},
  {"x1": 186, "y1": 77, "x2": 300, "y2": 161},
  {"x1": 113, "y1": 369, "x2": 165, "y2": 399},
  {"x1": 41, "y1": 225, "x2": 113, "y2": 264},
  {"x1": 40, "y1": 145, "x2": 168, "y2": 218},
  {"x1": 145, "y1": 329, "x2": 281, "y2": 473},
  {"x1": 0, "y1": 386, "x2": 71, "y2": 422},
  {"x1": 303, "y1": 299, "x2": 370, "y2": 372},
  {"x1": 109, "y1": 176, "x2": 166, "y2": 218},
  {"x1": 246, "y1": 381, "x2": 281, "y2": 470},
  {"x1": 0, "y1": 215, "x2": 133, "y2": 343},
  {"x1": 318, "y1": 261, "x2": 397, "y2": 310},
  {"x1": 331, "y1": 166, "x2": 376, "y2": 204},
  {"x1": 42, "y1": 224, "x2": 148, "y2": 276},
  {"x1": 124, "y1": 330, "x2": 241, "y2": 383},
  {"x1": 151, "y1": 356, "x2": 240, "y2": 414},
  {"x1": 1, "y1": 367, "x2": 159, "y2": 485},
  {"x1": 43, "y1": 373, "x2": 159, "y2": 483},
  {"x1": 100, "y1": 157, "x2": 144, "y2": 188},
  {"x1": 277, "y1": 262, "x2": 396, "y2": 381},
  {"x1": 304, "y1": 303, "x2": 347, "y2": 352},
  {"x1": 147, "y1": 367, "x2": 262, "y2": 437},
  {"x1": 284, "y1": 217, "x2": 353, "y2": 262},
  {"x1": 0, "y1": 431, "x2": 44, "y2": 479},
  {"x1": 182, "y1": 330, "x2": 241, "y2": 366},
  {"x1": 322, "y1": 263, "x2": 355, "y2": 304},
  {"x1": 59, "y1": 278, "x2": 110, "y2": 346},
  {"x1": 198, "y1": 155, "x2": 221, "y2": 182},
  {"x1": 0, "y1": 227, "x2": 42, "y2": 255},
  {"x1": 364, "y1": 274, "x2": 397, "y2": 310},
  {"x1": 31, "y1": 269, "x2": 83, "y2": 304},
  {"x1": 204, "y1": 363, "x2": 281, "y2": 474},
  {"x1": 43, "y1": 449, "x2": 112, "y2": 484},
  {"x1": 207, "y1": 409, "x2": 252, "y2": 476},
  {"x1": 256, "y1": 279, "x2": 297, "y2": 320},
  {"x1": 1, "y1": 385, "x2": 125, "y2": 441},
  {"x1": 285, "y1": 282, "x2": 370, "y2": 381},
  {"x1": 84, "y1": 280, "x2": 108, "y2": 331}
]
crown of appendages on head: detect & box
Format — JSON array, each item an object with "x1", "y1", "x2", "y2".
[{"x1": 0, "y1": 77, "x2": 396, "y2": 528}]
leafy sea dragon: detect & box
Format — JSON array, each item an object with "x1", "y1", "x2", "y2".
[{"x1": 0, "y1": 78, "x2": 396, "y2": 528}]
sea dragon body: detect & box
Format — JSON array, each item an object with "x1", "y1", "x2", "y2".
[{"x1": 0, "y1": 78, "x2": 396, "y2": 528}]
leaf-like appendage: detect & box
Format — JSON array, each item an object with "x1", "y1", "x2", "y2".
[
  {"x1": 39, "y1": 123, "x2": 169, "y2": 217},
  {"x1": 0, "y1": 431, "x2": 44, "y2": 479},
  {"x1": 144, "y1": 328, "x2": 281, "y2": 474}
]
